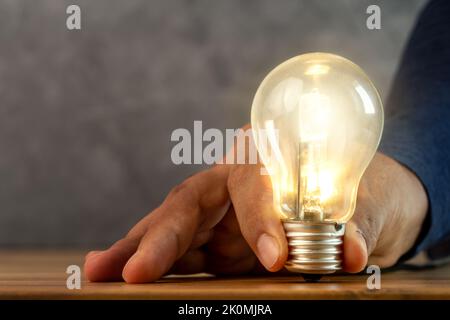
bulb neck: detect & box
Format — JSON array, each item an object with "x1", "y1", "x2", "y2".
[{"x1": 282, "y1": 220, "x2": 345, "y2": 274}]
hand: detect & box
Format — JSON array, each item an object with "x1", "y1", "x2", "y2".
[
  {"x1": 85, "y1": 147, "x2": 428, "y2": 283},
  {"x1": 84, "y1": 160, "x2": 287, "y2": 283},
  {"x1": 345, "y1": 152, "x2": 428, "y2": 269}
]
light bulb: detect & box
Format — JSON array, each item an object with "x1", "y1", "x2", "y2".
[{"x1": 251, "y1": 53, "x2": 383, "y2": 275}]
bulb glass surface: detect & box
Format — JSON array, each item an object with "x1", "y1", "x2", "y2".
[{"x1": 252, "y1": 53, "x2": 383, "y2": 224}]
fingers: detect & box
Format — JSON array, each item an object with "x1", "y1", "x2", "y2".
[
  {"x1": 85, "y1": 165, "x2": 230, "y2": 283},
  {"x1": 122, "y1": 214, "x2": 197, "y2": 283},
  {"x1": 122, "y1": 167, "x2": 230, "y2": 283},
  {"x1": 84, "y1": 204, "x2": 170, "y2": 282},
  {"x1": 227, "y1": 163, "x2": 288, "y2": 272},
  {"x1": 84, "y1": 237, "x2": 142, "y2": 282}
]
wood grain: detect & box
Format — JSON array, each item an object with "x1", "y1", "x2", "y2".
[{"x1": 0, "y1": 250, "x2": 449, "y2": 299}]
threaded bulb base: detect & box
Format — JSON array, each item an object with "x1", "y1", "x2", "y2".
[{"x1": 282, "y1": 220, "x2": 345, "y2": 274}]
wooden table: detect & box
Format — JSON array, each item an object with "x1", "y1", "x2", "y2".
[{"x1": 1, "y1": 250, "x2": 449, "y2": 299}]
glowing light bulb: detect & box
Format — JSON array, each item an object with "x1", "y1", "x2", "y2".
[{"x1": 251, "y1": 53, "x2": 384, "y2": 275}]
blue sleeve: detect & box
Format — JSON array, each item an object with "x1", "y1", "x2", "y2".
[{"x1": 378, "y1": 0, "x2": 450, "y2": 260}]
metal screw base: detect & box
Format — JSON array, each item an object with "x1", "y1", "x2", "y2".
[{"x1": 282, "y1": 220, "x2": 345, "y2": 275}]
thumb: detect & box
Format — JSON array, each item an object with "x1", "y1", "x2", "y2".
[
  {"x1": 343, "y1": 204, "x2": 384, "y2": 273},
  {"x1": 343, "y1": 221, "x2": 369, "y2": 273},
  {"x1": 227, "y1": 163, "x2": 288, "y2": 272}
]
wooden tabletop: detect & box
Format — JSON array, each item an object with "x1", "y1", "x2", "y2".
[{"x1": 1, "y1": 250, "x2": 449, "y2": 300}]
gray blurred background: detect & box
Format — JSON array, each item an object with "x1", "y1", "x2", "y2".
[{"x1": 0, "y1": 0, "x2": 426, "y2": 248}]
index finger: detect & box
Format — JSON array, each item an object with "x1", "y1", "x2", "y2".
[{"x1": 121, "y1": 165, "x2": 231, "y2": 283}]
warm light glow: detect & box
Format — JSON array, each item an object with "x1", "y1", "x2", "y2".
[
  {"x1": 304, "y1": 169, "x2": 335, "y2": 202},
  {"x1": 305, "y1": 64, "x2": 330, "y2": 76},
  {"x1": 252, "y1": 53, "x2": 383, "y2": 223},
  {"x1": 298, "y1": 89, "x2": 330, "y2": 141},
  {"x1": 355, "y1": 84, "x2": 375, "y2": 114}
]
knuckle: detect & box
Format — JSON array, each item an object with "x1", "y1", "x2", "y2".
[
  {"x1": 165, "y1": 177, "x2": 201, "y2": 211},
  {"x1": 109, "y1": 237, "x2": 136, "y2": 252},
  {"x1": 110, "y1": 238, "x2": 127, "y2": 249},
  {"x1": 168, "y1": 177, "x2": 196, "y2": 199}
]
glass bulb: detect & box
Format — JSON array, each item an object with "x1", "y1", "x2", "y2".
[{"x1": 251, "y1": 53, "x2": 384, "y2": 275}]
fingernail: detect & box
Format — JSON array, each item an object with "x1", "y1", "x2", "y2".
[{"x1": 257, "y1": 233, "x2": 280, "y2": 269}]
